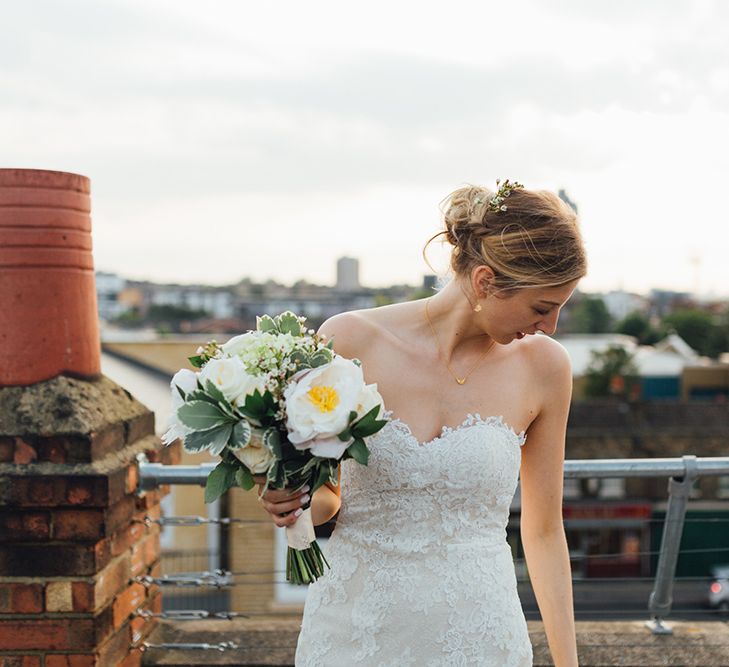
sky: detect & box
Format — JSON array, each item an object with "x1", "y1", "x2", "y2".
[{"x1": 3, "y1": 0, "x2": 729, "y2": 297}]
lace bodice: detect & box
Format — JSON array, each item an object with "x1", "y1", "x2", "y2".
[{"x1": 295, "y1": 412, "x2": 533, "y2": 666}]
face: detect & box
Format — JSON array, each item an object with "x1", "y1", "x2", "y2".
[{"x1": 480, "y1": 278, "x2": 579, "y2": 344}]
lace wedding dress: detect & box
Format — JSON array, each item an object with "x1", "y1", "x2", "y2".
[{"x1": 294, "y1": 411, "x2": 533, "y2": 666}]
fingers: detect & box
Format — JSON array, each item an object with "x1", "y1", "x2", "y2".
[
  {"x1": 256, "y1": 483, "x2": 311, "y2": 527},
  {"x1": 262, "y1": 491, "x2": 310, "y2": 521}
]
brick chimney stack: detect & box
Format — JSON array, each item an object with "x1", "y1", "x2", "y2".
[{"x1": 0, "y1": 169, "x2": 179, "y2": 666}]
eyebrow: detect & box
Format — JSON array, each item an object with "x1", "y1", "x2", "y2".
[{"x1": 537, "y1": 300, "x2": 561, "y2": 306}]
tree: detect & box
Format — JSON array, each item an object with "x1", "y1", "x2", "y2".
[
  {"x1": 571, "y1": 296, "x2": 613, "y2": 333},
  {"x1": 146, "y1": 304, "x2": 210, "y2": 333},
  {"x1": 662, "y1": 309, "x2": 716, "y2": 357},
  {"x1": 583, "y1": 344, "x2": 640, "y2": 399},
  {"x1": 614, "y1": 311, "x2": 662, "y2": 345}
]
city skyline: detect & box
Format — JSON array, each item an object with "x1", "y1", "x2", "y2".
[
  {"x1": 3, "y1": 2, "x2": 729, "y2": 298},
  {"x1": 97, "y1": 263, "x2": 710, "y2": 303}
]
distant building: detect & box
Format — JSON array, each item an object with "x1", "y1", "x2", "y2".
[
  {"x1": 96, "y1": 271, "x2": 130, "y2": 321},
  {"x1": 336, "y1": 256, "x2": 360, "y2": 291},
  {"x1": 648, "y1": 288, "x2": 694, "y2": 319},
  {"x1": 558, "y1": 331, "x2": 714, "y2": 400},
  {"x1": 150, "y1": 285, "x2": 235, "y2": 319},
  {"x1": 422, "y1": 274, "x2": 437, "y2": 292}
]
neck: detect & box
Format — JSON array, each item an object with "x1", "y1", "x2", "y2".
[{"x1": 424, "y1": 278, "x2": 493, "y2": 361}]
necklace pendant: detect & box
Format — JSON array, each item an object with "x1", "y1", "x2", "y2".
[{"x1": 456, "y1": 377, "x2": 465, "y2": 385}]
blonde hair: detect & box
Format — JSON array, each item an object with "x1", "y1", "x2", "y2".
[{"x1": 423, "y1": 184, "x2": 587, "y2": 294}]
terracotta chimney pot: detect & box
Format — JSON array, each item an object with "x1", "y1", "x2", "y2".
[{"x1": 0, "y1": 168, "x2": 101, "y2": 385}]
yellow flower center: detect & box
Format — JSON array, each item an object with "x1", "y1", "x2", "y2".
[{"x1": 308, "y1": 385, "x2": 339, "y2": 413}]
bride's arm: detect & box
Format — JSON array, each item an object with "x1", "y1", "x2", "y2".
[
  {"x1": 312, "y1": 466, "x2": 342, "y2": 526},
  {"x1": 519, "y1": 339, "x2": 578, "y2": 667}
]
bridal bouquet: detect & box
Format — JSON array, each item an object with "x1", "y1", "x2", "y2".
[{"x1": 162, "y1": 311, "x2": 388, "y2": 584}]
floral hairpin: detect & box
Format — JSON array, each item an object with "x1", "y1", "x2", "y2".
[{"x1": 475, "y1": 178, "x2": 524, "y2": 213}]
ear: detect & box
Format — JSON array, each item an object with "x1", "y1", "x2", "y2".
[{"x1": 472, "y1": 265, "x2": 496, "y2": 298}]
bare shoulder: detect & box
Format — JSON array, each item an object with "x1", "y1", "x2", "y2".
[
  {"x1": 525, "y1": 334, "x2": 572, "y2": 377},
  {"x1": 317, "y1": 302, "x2": 416, "y2": 360}
]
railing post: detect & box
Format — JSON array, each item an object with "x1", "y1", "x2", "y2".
[{"x1": 645, "y1": 454, "x2": 698, "y2": 635}]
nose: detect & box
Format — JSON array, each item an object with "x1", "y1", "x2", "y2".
[{"x1": 537, "y1": 310, "x2": 560, "y2": 336}]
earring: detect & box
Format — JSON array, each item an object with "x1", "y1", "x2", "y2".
[{"x1": 474, "y1": 303, "x2": 482, "y2": 312}]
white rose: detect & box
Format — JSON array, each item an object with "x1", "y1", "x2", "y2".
[
  {"x1": 355, "y1": 382, "x2": 384, "y2": 420},
  {"x1": 199, "y1": 357, "x2": 264, "y2": 405},
  {"x1": 283, "y1": 355, "x2": 365, "y2": 459},
  {"x1": 232, "y1": 429, "x2": 275, "y2": 473},
  {"x1": 161, "y1": 369, "x2": 199, "y2": 445},
  {"x1": 221, "y1": 331, "x2": 259, "y2": 357}
]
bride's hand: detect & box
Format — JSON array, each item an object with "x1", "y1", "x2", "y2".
[{"x1": 252, "y1": 475, "x2": 310, "y2": 528}]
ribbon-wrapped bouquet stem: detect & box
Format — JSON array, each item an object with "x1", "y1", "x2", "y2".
[{"x1": 162, "y1": 311, "x2": 388, "y2": 584}]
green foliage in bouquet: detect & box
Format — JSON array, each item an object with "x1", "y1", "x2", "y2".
[{"x1": 166, "y1": 309, "x2": 389, "y2": 585}]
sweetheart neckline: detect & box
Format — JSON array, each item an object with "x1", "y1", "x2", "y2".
[{"x1": 382, "y1": 411, "x2": 527, "y2": 448}]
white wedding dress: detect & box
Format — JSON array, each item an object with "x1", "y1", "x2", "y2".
[{"x1": 294, "y1": 411, "x2": 533, "y2": 666}]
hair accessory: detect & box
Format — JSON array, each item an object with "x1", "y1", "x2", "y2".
[{"x1": 486, "y1": 178, "x2": 524, "y2": 213}]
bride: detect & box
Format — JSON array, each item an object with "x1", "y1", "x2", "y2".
[{"x1": 256, "y1": 180, "x2": 586, "y2": 666}]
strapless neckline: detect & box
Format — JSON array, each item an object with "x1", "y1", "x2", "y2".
[{"x1": 383, "y1": 411, "x2": 527, "y2": 448}]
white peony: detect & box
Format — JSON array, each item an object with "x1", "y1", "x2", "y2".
[
  {"x1": 305, "y1": 383, "x2": 385, "y2": 458},
  {"x1": 283, "y1": 355, "x2": 365, "y2": 459},
  {"x1": 232, "y1": 429, "x2": 275, "y2": 473},
  {"x1": 161, "y1": 369, "x2": 199, "y2": 445},
  {"x1": 355, "y1": 382, "x2": 385, "y2": 420},
  {"x1": 198, "y1": 356, "x2": 266, "y2": 406}
]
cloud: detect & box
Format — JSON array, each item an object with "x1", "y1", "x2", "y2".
[{"x1": 2, "y1": 0, "x2": 729, "y2": 293}]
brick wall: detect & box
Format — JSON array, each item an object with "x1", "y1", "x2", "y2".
[{"x1": 0, "y1": 375, "x2": 181, "y2": 666}]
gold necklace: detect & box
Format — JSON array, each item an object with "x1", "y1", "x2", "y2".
[{"x1": 424, "y1": 298, "x2": 495, "y2": 385}]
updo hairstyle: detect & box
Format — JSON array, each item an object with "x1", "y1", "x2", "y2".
[{"x1": 424, "y1": 184, "x2": 587, "y2": 294}]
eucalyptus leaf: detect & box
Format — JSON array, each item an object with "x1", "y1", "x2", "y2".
[
  {"x1": 346, "y1": 438, "x2": 369, "y2": 465},
  {"x1": 188, "y1": 355, "x2": 205, "y2": 368},
  {"x1": 230, "y1": 420, "x2": 252, "y2": 449},
  {"x1": 263, "y1": 427, "x2": 282, "y2": 457},
  {"x1": 183, "y1": 424, "x2": 232, "y2": 454},
  {"x1": 243, "y1": 389, "x2": 266, "y2": 417},
  {"x1": 257, "y1": 315, "x2": 277, "y2": 333},
  {"x1": 289, "y1": 349, "x2": 308, "y2": 366},
  {"x1": 277, "y1": 311, "x2": 302, "y2": 336},
  {"x1": 314, "y1": 462, "x2": 332, "y2": 491},
  {"x1": 204, "y1": 379, "x2": 228, "y2": 406},
  {"x1": 309, "y1": 349, "x2": 333, "y2": 368},
  {"x1": 178, "y1": 400, "x2": 231, "y2": 430},
  {"x1": 235, "y1": 465, "x2": 255, "y2": 490},
  {"x1": 300, "y1": 457, "x2": 319, "y2": 475},
  {"x1": 351, "y1": 404, "x2": 387, "y2": 438},
  {"x1": 204, "y1": 461, "x2": 237, "y2": 503}
]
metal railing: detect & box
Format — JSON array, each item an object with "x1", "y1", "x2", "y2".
[{"x1": 134, "y1": 453, "x2": 729, "y2": 653}]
